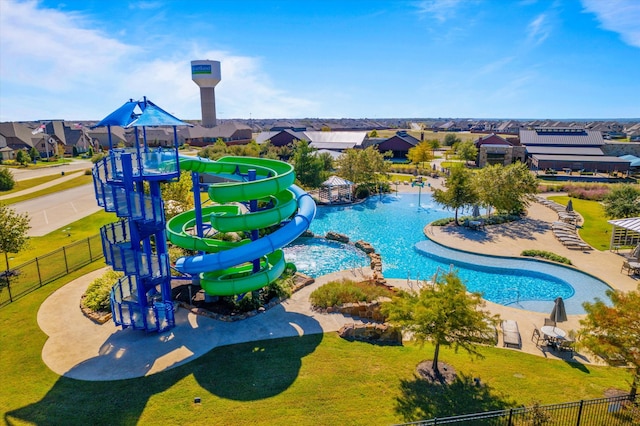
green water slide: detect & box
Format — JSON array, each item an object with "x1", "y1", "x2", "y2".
[{"x1": 171, "y1": 156, "x2": 314, "y2": 296}]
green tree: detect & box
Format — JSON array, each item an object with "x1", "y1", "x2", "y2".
[
  {"x1": 369, "y1": 129, "x2": 378, "y2": 137},
  {"x1": 579, "y1": 284, "x2": 640, "y2": 397},
  {"x1": 0, "y1": 203, "x2": 31, "y2": 270},
  {"x1": 337, "y1": 146, "x2": 390, "y2": 189},
  {"x1": 474, "y1": 163, "x2": 537, "y2": 215},
  {"x1": 382, "y1": 271, "x2": 498, "y2": 377},
  {"x1": 0, "y1": 168, "x2": 16, "y2": 191},
  {"x1": 428, "y1": 138, "x2": 441, "y2": 156},
  {"x1": 316, "y1": 151, "x2": 334, "y2": 173},
  {"x1": 602, "y1": 184, "x2": 640, "y2": 218},
  {"x1": 455, "y1": 140, "x2": 478, "y2": 165},
  {"x1": 444, "y1": 133, "x2": 461, "y2": 146},
  {"x1": 432, "y1": 165, "x2": 478, "y2": 225},
  {"x1": 16, "y1": 149, "x2": 29, "y2": 166},
  {"x1": 28, "y1": 146, "x2": 40, "y2": 162},
  {"x1": 198, "y1": 139, "x2": 228, "y2": 160},
  {"x1": 161, "y1": 171, "x2": 195, "y2": 219},
  {"x1": 292, "y1": 140, "x2": 324, "y2": 188},
  {"x1": 406, "y1": 141, "x2": 433, "y2": 169},
  {"x1": 87, "y1": 146, "x2": 94, "y2": 157}
]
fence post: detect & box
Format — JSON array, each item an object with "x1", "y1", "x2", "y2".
[
  {"x1": 62, "y1": 247, "x2": 69, "y2": 274},
  {"x1": 575, "y1": 400, "x2": 584, "y2": 426},
  {"x1": 507, "y1": 408, "x2": 513, "y2": 425},
  {"x1": 87, "y1": 237, "x2": 93, "y2": 261},
  {"x1": 36, "y1": 258, "x2": 42, "y2": 286}
]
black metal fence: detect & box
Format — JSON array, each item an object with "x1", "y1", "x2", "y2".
[
  {"x1": 0, "y1": 235, "x2": 103, "y2": 307},
  {"x1": 398, "y1": 394, "x2": 637, "y2": 425}
]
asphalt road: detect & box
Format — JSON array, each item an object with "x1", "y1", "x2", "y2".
[{"x1": 11, "y1": 184, "x2": 103, "y2": 237}]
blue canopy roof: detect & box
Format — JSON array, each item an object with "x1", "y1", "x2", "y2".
[
  {"x1": 92, "y1": 98, "x2": 192, "y2": 128},
  {"x1": 127, "y1": 100, "x2": 192, "y2": 128},
  {"x1": 620, "y1": 154, "x2": 640, "y2": 167},
  {"x1": 92, "y1": 100, "x2": 138, "y2": 128}
]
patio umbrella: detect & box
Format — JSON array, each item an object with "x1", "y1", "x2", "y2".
[
  {"x1": 566, "y1": 199, "x2": 573, "y2": 212},
  {"x1": 631, "y1": 243, "x2": 640, "y2": 260},
  {"x1": 550, "y1": 297, "x2": 568, "y2": 326},
  {"x1": 472, "y1": 205, "x2": 480, "y2": 218}
]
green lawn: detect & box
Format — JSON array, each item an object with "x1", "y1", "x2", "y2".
[
  {"x1": 2, "y1": 174, "x2": 93, "y2": 205},
  {"x1": 0, "y1": 264, "x2": 632, "y2": 425},
  {"x1": 547, "y1": 196, "x2": 612, "y2": 251},
  {"x1": 7, "y1": 210, "x2": 116, "y2": 268},
  {"x1": 0, "y1": 173, "x2": 63, "y2": 195}
]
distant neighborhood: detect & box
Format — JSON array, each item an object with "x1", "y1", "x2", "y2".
[{"x1": 1, "y1": 118, "x2": 639, "y2": 174}]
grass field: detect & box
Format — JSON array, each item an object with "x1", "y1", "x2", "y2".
[
  {"x1": 6, "y1": 210, "x2": 115, "y2": 268},
  {"x1": 0, "y1": 173, "x2": 63, "y2": 195},
  {"x1": 0, "y1": 266, "x2": 631, "y2": 425},
  {"x1": 375, "y1": 129, "x2": 481, "y2": 144},
  {"x1": 1, "y1": 174, "x2": 93, "y2": 205},
  {"x1": 547, "y1": 196, "x2": 612, "y2": 251}
]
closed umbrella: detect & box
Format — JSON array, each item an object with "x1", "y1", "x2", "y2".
[
  {"x1": 566, "y1": 199, "x2": 573, "y2": 212},
  {"x1": 631, "y1": 243, "x2": 640, "y2": 260},
  {"x1": 550, "y1": 297, "x2": 567, "y2": 326},
  {"x1": 472, "y1": 205, "x2": 480, "y2": 218}
]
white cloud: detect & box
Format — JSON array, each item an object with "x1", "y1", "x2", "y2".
[
  {"x1": 0, "y1": 0, "x2": 314, "y2": 121},
  {"x1": 527, "y1": 14, "x2": 551, "y2": 46},
  {"x1": 581, "y1": 0, "x2": 640, "y2": 48},
  {"x1": 414, "y1": 0, "x2": 463, "y2": 22}
]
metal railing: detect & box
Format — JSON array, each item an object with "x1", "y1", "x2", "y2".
[
  {"x1": 397, "y1": 394, "x2": 637, "y2": 425},
  {"x1": 0, "y1": 235, "x2": 103, "y2": 307}
]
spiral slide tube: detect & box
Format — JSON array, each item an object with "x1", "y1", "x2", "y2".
[{"x1": 169, "y1": 156, "x2": 315, "y2": 296}]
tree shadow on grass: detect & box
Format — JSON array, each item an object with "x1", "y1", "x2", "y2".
[
  {"x1": 395, "y1": 372, "x2": 518, "y2": 423},
  {"x1": 6, "y1": 325, "x2": 322, "y2": 424}
]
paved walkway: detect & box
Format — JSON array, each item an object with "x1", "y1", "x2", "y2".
[
  {"x1": 37, "y1": 190, "x2": 638, "y2": 381},
  {"x1": 0, "y1": 171, "x2": 85, "y2": 201}
]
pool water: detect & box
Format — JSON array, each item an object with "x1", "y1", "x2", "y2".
[{"x1": 284, "y1": 193, "x2": 611, "y2": 315}]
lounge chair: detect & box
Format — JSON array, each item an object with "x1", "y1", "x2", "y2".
[
  {"x1": 501, "y1": 320, "x2": 521, "y2": 349},
  {"x1": 544, "y1": 318, "x2": 555, "y2": 327}
]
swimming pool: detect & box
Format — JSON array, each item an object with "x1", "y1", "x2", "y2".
[{"x1": 284, "y1": 193, "x2": 611, "y2": 315}]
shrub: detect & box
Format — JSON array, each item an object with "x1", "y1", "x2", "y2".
[
  {"x1": 82, "y1": 269, "x2": 124, "y2": 312},
  {"x1": 431, "y1": 217, "x2": 455, "y2": 226},
  {"x1": 0, "y1": 167, "x2": 15, "y2": 191},
  {"x1": 521, "y1": 250, "x2": 572, "y2": 265},
  {"x1": 309, "y1": 278, "x2": 395, "y2": 309}
]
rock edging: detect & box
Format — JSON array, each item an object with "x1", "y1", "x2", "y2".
[{"x1": 178, "y1": 272, "x2": 315, "y2": 322}]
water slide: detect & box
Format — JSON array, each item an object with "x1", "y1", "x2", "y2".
[{"x1": 168, "y1": 156, "x2": 315, "y2": 296}]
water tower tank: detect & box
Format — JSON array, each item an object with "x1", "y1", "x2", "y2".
[{"x1": 191, "y1": 60, "x2": 221, "y2": 127}]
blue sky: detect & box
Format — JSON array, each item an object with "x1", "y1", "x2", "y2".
[{"x1": 1, "y1": 0, "x2": 638, "y2": 122}]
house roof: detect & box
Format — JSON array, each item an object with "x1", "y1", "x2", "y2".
[
  {"x1": 303, "y1": 131, "x2": 367, "y2": 145},
  {"x1": 608, "y1": 217, "x2": 640, "y2": 234},
  {"x1": 530, "y1": 154, "x2": 631, "y2": 164},
  {"x1": 525, "y1": 146, "x2": 604, "y2": 156},
  {"x1": 519, "y1": 128, "x2": 604, "y2": 146},
  {"x1": 322, "y1": 175, "x2": 353, "y2": 187}
]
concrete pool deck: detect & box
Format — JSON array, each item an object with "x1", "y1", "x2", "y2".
[{"x1": 38, "y1": 185, "x2": 637, "y2": 380}]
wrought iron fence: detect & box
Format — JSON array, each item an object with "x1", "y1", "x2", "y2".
[
  {"x1": 0, "y1": 235, "x2": 103, "y2": 307},
  {"x1": 397, "y1": 394, "x2": 637, "y2": 426}
]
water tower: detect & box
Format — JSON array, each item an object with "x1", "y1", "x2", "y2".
[{"x1": 191, "y1": 60, "x2": 221, "y2": 127}]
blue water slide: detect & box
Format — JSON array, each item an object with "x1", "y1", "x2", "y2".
[{"x1": 174, "y1": 185, "x2": 315, "y2": 274}]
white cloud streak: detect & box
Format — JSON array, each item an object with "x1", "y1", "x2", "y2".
[
  {"x1": 527, "y1": 14, "x2": 551, "y2": 46},
  {"x1": 414, "y1": 0, "x2": 463, "y2": 22},
  {"x1": 0, "y1": 0, "x2": 314, "y2": 121},
  {"x1": 581, "y1": 0, "x2": 640, "y2": 48}
]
